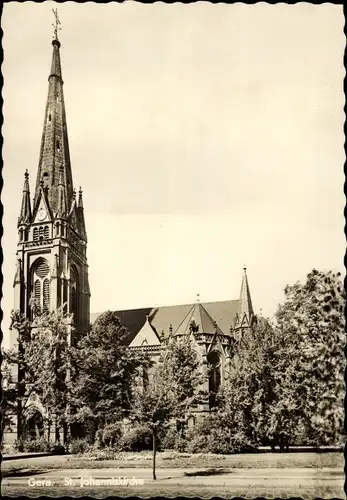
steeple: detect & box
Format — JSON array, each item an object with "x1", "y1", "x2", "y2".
[
  {"x1": 18, "y1": 170, "x2": 32, "y2": 225},
  {"x1": 33, "y1": 31, "x2": 73, "y2": 217},
  {"x1": 234, "y1": 266, "x2": 255, "y2": 330}
]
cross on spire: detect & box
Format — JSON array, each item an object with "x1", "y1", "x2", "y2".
[{"x1": 52, "y1": 8, "x2": 61, "y2": 41}]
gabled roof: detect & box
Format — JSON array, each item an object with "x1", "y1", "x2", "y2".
[
  {"x1": 173, "y1": 302, "x2": 224, "y2": 336},
  {"x1": 90, "y1": 299, "x2": 239, "y2": 346},
  {"x1": 129, "y1": 316, "x2": 161, "y2": 347}
]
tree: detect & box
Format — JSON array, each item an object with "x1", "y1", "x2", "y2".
[
  {"x1": 4, "y1": 308, "x2": 72, "y2": 443},
  {"x1": 275, "y1": 269, "x2": 345, "y2": 445},
  {"x1": 70, "y1": 311, "x2": 145, "y2": 442},
  {"x1": 128, "y1": 335, "x2": 206, "y2": 480}
]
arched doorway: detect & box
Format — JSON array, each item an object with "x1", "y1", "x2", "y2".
[{"x1": 207, "y1": 351, "x2": 221, "y2": 409}]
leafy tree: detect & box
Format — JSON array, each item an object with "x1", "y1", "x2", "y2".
[
  {"x1": 4, "y1": 309, "x2": 72, "y2": 443},
  {"x1": 128, "y1": 335, "x2": 206, "y2": 479},
  {"x1": 275, "y1": 269, "x2": 345, "y2": 445},
  {"x1": 70, "y1": 311, "x2": 145, "y2": 442},
  {"x1": 217, "y1": 317, "x2": 279, "y2": 449}
]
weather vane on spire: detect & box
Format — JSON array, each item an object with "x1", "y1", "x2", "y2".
[{"x1": 52, "y1": 8, "x2": 62, "y2": 41}]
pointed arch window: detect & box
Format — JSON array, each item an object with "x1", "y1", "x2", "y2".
[
  {"x1": 207, "y1": 351, "x2": 221, "y2": 409},
  {"x1": 70, "y1": 265, "x2": 79, "y2": 325},
  {"x1": 31, "y1": 258, "x2": 50, "y2": 317},
  {"x1": 33, "y1": 227, "x2": 39, "y2": 241},
  {"x1": 44, "y1": 226, "x2": 49, "y2": 239}
]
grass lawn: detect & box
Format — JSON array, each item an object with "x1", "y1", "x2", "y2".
[{"x1": 2, "y1": 451, "x2": 343, "y2": 477}]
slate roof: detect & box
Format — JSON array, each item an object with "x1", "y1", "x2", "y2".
[{"x1": 90, "y1": 299, "x2": 239, "y2": 346}]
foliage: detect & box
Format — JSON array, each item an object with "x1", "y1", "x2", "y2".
[
  {"x1": 275, "y1": 269, "x2": 345, "y2": 446},
  {"x1": 70, "y1": 311, "x2": 146, "y2": 442},
  {"x1": 128, "y1": 334, "x2": 206, "y2": 478},
  {"x1": 119, "y1": 425, "x2": 153, "y2": 452},
  {"x1": 69, "y1": 438, "x2": 91, "y2": 455},
  {"x1": 4, "y1": 309, "x2": 72, "y2": 442},
  {"x1": 13, "y1": 437, "x2": 65, "y2": 453},
  {"x1": 219, "y1": 269, "x2": 345, "y2": 449},
  {"x1": 101, "y1": 422, "x2": 123, "y2": 448}
]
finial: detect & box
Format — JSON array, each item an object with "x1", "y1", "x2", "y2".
[
  {"x1": 213, "y1": 320, "x2": 218, "y2": 332},
  {"x1": 40, "y1": 177, "x2": 44, "y2": 189},
  {"x1": 24, "y1": 169, "x2": 29, "y2": 180},
  {"x1": 196, "y1": 293, "x2": 200, "y2": 303},
  {"x1": 72, "y1": 188, "x2": 76, "y2": 200},
  {"x1": 52, "y1": 8, "x2": 62, "y2": 42},
  {"x1": 243, "y1": 265, "x2": 247, "y2": 273},
  {"x1": 169, "y1": 324, "x2": 173, "y2": 335}
]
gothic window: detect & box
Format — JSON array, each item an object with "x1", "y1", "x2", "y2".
[
  {"x1": 31, "y1": 258, "x2": 50, "y2": 317},
  {"x1": 44, "y1": 226, "x2": 49, "y2": 239},
  {"x1": 33, "y1": 227, "x2": 38, "y2": 241},
  {"x1": 48, "y1": 113, "x2": 51, "y2": 122},
  {"x1": 43, "y1": 278, "x2": 50, "y2": 313},
  {"x1": 70, "y1": 265, "x2": 79, "y2": 325},
  {"x1": 56, "y1": 140, "x2": 60, "y2": 151},
  {"x1": 39, "y1": 226, "x2": 44, "y2": 240},
  {"x1": 207, "y1": 351, "x2": 221, "y2": 409}
]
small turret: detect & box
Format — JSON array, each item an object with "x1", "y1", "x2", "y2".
[
  {"x1": 77, "y1": 187, "x2": 87, "y2": 242},
  {"x1": 234, "y1": 266, "x2": 255, "y2": 331},
  {"x1": 18, "y1": 170, "x2": 32, "y2": 226}
]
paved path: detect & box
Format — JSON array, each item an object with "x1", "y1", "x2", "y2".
[{"x1": 2, "y1": 466, "x2": 345, "y2": 498}]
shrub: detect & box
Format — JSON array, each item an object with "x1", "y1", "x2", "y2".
[
  {"x1": 102, "y1": 423, "x2": 122, "y2": 448},
  {"x1": 119, "y1": 425, "x2": 152, "y2": 452},
  {"x1": 14, "y1": 437, "x2": 51, "y2": 453},
  {"x1": 69, "y1": 438, "x2": 91, "y2": 455},
  {"x1": 50, "y1": 442, "x2": 66, "y2": 455},
  {"x1": 160, "y1": 426, "x2": 187, "y2": 452},
  {"x1": 184, "y1": 415, "x2": 255, "y2": 454}
]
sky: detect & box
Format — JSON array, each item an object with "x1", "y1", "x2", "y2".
[{"x1": 1, "y1": 2, "x2": 345, "y2": 347}]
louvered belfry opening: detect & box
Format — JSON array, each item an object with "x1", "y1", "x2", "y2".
[{"x1": 31, "y1": 258, "x2": 50, "y2": 317}]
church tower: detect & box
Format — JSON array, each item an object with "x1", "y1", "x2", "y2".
[{"x1": 13, "y1": 29, "x2": 90, "y2": 342}]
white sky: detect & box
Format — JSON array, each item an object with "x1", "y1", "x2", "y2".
[{"x1": 2, "y1": 2, "x2": 345, "y2": 347}]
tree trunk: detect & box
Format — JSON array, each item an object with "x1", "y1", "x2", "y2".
[
  {"x1": 55, "y1": 416, "x2": 60, "y2": 443},
  {"x1": 152, "y1": 430, "x2": 157, "y2": 481}
]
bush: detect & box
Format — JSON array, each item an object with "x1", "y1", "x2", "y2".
[
  {"x1": 160, "y1": 426, "x2": 187, "y2": 452},
  {"x1": 119, "y1": 425, "x2": 153, "y2": 452},
  {"x1": 184, "y1": 415, "x2": 255, "y2": 454},
  {"x1": 14, "y1": 437, "x2": 51, "y2": 453},
  {"x1": 50, "y1": 442, "x2": 66, "y2": 455},
  {"x1": 69, "y1": 438, "x2": 91, "y2": 455},
  {"x1": 102, "y1": 423, "x2": 122, "y2": 448}
]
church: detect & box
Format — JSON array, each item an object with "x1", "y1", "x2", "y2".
[{"x1": 11, "y1": 31, "x2": 256, "y2": 440}]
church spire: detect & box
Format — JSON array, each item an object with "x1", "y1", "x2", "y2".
[
  {"x1": 18, "y1": 170, "x2": 32, "y2": 225},
  {"x1": 234, "y1": 266, "x2": 255, "y2": 330},
  {"x1": 33, "y1": 21, "x2": 73, "y2": 217}
]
